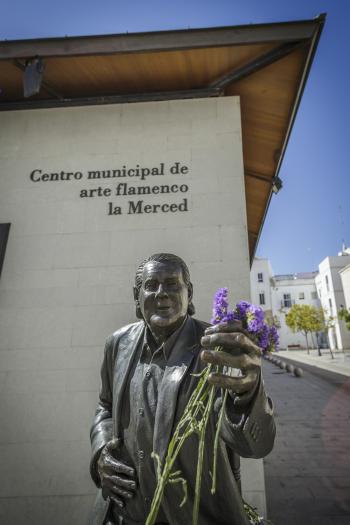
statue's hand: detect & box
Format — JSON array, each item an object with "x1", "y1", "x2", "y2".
[
  {"x1": 97, "y1": 439, "x2": 137, "y2": 509},
  {"x1": 200, "y1": 320, "x2": 261, "y2": 404}
]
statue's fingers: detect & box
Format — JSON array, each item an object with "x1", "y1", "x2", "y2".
[
  {"x1": 101, "y1": 485, "x2": 124, "y2": 508},
  {"x1": 201, "y1": 350, "x2": 260, "y2": 369},
  {"x1": 102, "y1": 453, "x2": 136, "y2": 479},
  {"x1": 201, "y1": 332, "x2": 261, "y2": 356},
  {"x1": 113, "y1": 461, "x2": 136, "y2": 479},
  {"x1": 208, "y1": 371, "x2": 258, "y2": 393},
  {"x1": 105, "y1": 477, "x2": 134, "y2": 500},
  {"x1": 110, "y1": 494, "x2": 125, "y2": 508},
  {"x1": 109, "y1": 475, "x2": 136, "y2": 492},
  {"x1": 205, "y1": 320, "x2": 245, "y2": 335}
]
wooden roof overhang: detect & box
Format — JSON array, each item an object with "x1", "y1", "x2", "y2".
[{"x1": 0, "y1": 16, "x2": 326, "y2": 260}]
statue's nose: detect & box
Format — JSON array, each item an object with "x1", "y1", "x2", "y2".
[{"x1": 155, "y1": 284, "x2": 168, "y2": 298}]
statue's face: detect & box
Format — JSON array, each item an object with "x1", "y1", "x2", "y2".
[{"x1": 138, "y1": 260, "x2": 192, "y2": 337}]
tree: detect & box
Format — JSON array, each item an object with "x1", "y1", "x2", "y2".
[
  {"x1": 338, "y1": 307, "x2": 350, "y2": 331},
  {"x1": 285, "y1": 304, "x2": 323, "y2": 354}
]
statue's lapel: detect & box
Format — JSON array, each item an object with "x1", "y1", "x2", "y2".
[
  {"x1": 113, "y1": 322, "x2": 145, "y2": 440},
  {"x1": 153, "y1": 317, "x2": 200, "y2": 465}
]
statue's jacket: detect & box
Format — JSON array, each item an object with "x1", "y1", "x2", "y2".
[{"x1": 89, "y1": 317, "x2": 275, "y2": 525}]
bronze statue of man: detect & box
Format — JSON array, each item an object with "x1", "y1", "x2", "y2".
[{"x1": 89, "y1": 253, "x2": 275, "y2": 525}]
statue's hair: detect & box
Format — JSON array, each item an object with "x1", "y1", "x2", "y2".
[{"x1": 134, "y1": 253, "x2": 195, "y2": 318}]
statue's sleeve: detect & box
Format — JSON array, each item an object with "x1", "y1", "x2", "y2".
[
  {"x1": 89, "y1": 334, "x2": 115, "y2": 487},
  {"x1": 219, "y1": 373, "x2": 276, "y2": 459}
]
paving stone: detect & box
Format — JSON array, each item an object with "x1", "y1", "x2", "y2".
[{"x1": 262, "y1": 360, "x2": 350, "y2": 524}]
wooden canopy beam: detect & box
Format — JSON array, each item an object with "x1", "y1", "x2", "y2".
[
  {"x1": 0, "y1": 87, "x2": 222, "y2": 111},
  {"x1": 210, "y1": 41, "x2": 307, "y2": 89},
  {"x1": 245, "y1": 170, "x2": 272, "y2": 184}
]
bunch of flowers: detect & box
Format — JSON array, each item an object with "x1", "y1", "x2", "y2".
[
  {"x1": 211, "y1": 289, "x2": 279, "y2": 353},
  {"x1": 146, "y1": 288, "x2": 276, "y2": 525}
]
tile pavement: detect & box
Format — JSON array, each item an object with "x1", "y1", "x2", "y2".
[{"x1": 262, "y1": 359, "x2": 350, "y2": 525}]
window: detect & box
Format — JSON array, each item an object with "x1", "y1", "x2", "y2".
[
  {"x1": 283, "y1": 294, "x2": 292, "y2": 308},
  {"x1": 329, "y1": 298, "x2": 333, "y2": 316},
  {"x1": 325, "y1": 275, "x2": 329, "y2": 292},
  {"x1": 311, "y1": 291, "x2": 317, "y2": 300},
  {"x1": 257, "y1": 272, "x2": 263, "y2": 283},
  {"x1": 299, "y1": 292, "x2": 305, "y2": 300},
  {"x1": 259, "y1": 293, "x2": 265, "y2": 305},
  {"x1": 0, "y1": 223, "x2": 10, "y2": 278}
]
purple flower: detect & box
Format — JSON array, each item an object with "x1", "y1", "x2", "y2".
[
  {"x1": 211, "y1": 287, "x2": 235, "y2": 324},
  {"x1": 268, "y1": 325, "x2": 279, "y2": 352},
  {"x1": 245, "y1": 305, "x2": 265, "y2": 334},
  {"x1": 211, "y1": 291, "x2": 279, "y2": 353},
  {"x1": 225, "y1": 310, "x2": 235, "y2": 322},
  {"x1": 257, "y1": 324, "x2": 279, "y2": 353},
  {"x1": 234, "y1": 301, "x2": 251, "y2": 321},
  {"x1": 257, "y1": 323, "x2": 270, "y2": 351},
  {"x1": 211, "y1": 287, "x2": 229, "y2": 325}
]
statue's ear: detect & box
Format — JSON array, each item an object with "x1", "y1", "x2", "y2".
[
  {"x1": 188, "y1": 282, "x2": 193, "y2": 303},
  {"x1": 133, "y1": 286, "x2": 143, "y2": 319},
  {"x1": 187, "y1": 282, "x2": 195, "y2": 316}
]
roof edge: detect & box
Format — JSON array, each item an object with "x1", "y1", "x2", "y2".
[{"x1": 0, "y1": 16, "x2": 325, "y2": 60}]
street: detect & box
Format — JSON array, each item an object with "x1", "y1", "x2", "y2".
[{"x1": 263, "y1": 358, "x2": 350, "y2": 525}]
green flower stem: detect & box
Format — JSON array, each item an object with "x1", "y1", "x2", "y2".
[
  {"x1": 146, "y1": 366, "x2": 214, "y2": 525},
  {"x1": 192, "y1": 383, "x2": 216, "y2": 525},
  {"x1": 146, "y1": 347, "x2": 225, "y2": 525},
  {"x1": 211, "y1": 388, "x2": 228, "y2": 495}
]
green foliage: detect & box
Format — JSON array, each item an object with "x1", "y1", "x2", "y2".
[
  {"x1": 338, "y1": 307, "x2": 350, "y2": 330},
  {"x1": 285, "y1": 304, "x2": 323, "y2": 335},
  {"x1": 285, "y1": 304, "x2": 324, "y2": 352}
]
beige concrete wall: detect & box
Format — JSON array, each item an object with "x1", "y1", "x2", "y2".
[{"x1": 0, "y1": 97, "x2": 252, "y2": 524}]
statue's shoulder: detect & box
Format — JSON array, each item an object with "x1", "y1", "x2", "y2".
[
  {"x1": 103, "y1": 321, "x2": 144, "y2": 364},
  {"x1": 111, "y1": 320, "x2": 143, "y2": 338},
  {"x1": 99, "y1": 322, "x2": 143, "y2": 374},
  {"x1": 109, "y1": 321, "x2": 144, "y2": 343}
]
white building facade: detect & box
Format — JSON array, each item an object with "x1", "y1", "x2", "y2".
[
  {"x1": 271, "y1": 273, "x2": 320, "y2": 350},
  {"x1": 251, "y1": 249, "x2": 350, "y2": 352},
  {"x1": 339, "y1": 263, "x2": 350, "y2": 310},
  {"x1": 315, "y1": 249, "x2": 350, "y2": 351},
  {"x1": 251, "y1": 258, "x2": 320, "y2": 350},
  {"x1": 249, "y1": 258, "x2": 273, "y2": 316}
]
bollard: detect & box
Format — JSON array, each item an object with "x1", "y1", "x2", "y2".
[
  {"x1": 286, "y1": 363, "x2": 294, "y2": 373},
  {"x1": 279, "y1": 361, "x2": 287, "y2": 370},
  {"x1": 294, "y1": 367, "x2": 303, "y2": 377}
]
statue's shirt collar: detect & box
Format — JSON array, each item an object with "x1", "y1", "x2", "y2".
[{"x1": 142, "y1": 316, "x2": 189, "y2": 363}]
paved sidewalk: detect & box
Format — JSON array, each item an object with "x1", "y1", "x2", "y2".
[
  {"x1": 262, "y1": 359, "x2": 350, "y2": 525},
  {"x1": 277, "y1": 349, "x2": 350, "y2": 377}
]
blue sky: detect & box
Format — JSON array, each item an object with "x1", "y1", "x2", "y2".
[{"x1": 1, "y1": 0, "x2": 349, "y2": 274}]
